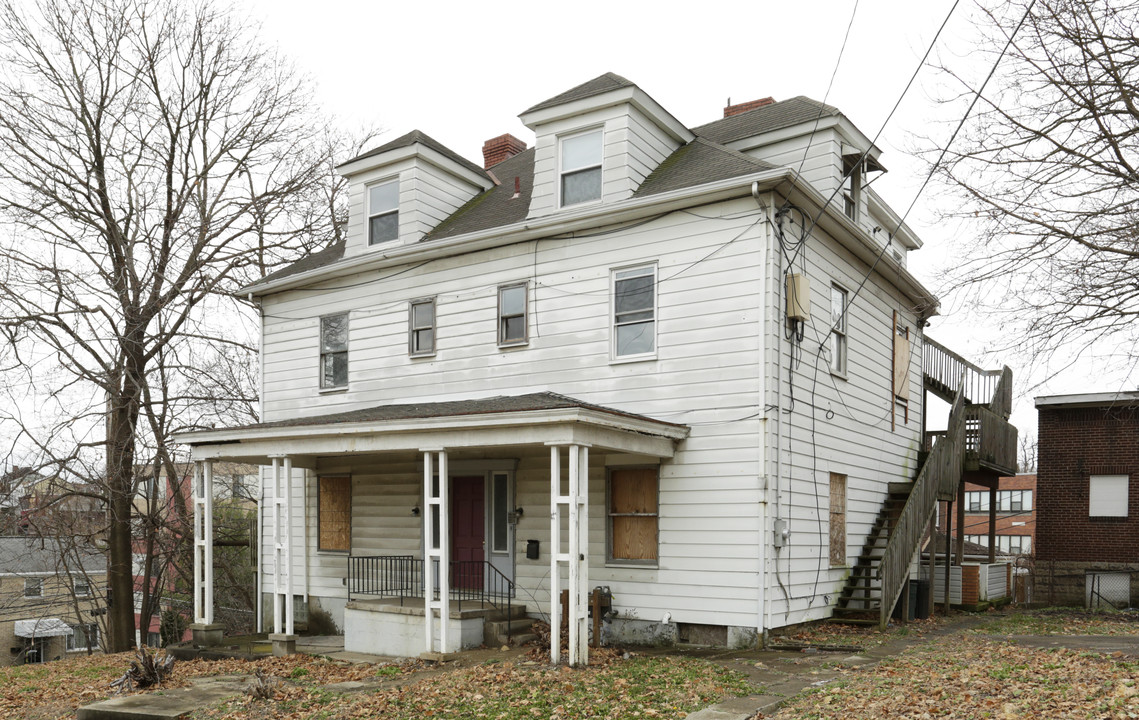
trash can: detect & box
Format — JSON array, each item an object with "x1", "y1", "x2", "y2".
[
  {"x1": 915, "y1": 579, "x2": 931, "y2": 619},
  {"x1": 892, "y1": 580, "x2": 918, "y2": 621}
]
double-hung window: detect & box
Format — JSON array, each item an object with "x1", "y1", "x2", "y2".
[
  {"x1": 24, "y1": 578, "x2": 42, "y2": 598},
  {"x1": 613, "y1": 265, "x2": 656, "y2": 358},
  {"x1": 498, "y1": 283, "x2": 528, "y2": 346},
  {"x1": 368, "y1": 180, "x2": 399, "y2": 245},
  {"x1": 409, "y1": 298, "x2": 436, "y2": 356},
  {"x1": 829, "y1": 284, "x2": 848, "y2": 375},
  {"x1": 320, "y1": 314, "x2": 348, "y2": 389},
  {"x1": 560, "y1": 129, "x2": 603, "y2": 207},
  {"x1": 607, "y1": 468, "x2": 658, "y2": 565},
  {"x1": 73, "y1": 577, "x2": 90, "y2": 597}
]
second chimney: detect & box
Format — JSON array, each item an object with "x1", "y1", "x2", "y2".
[
  {"x1": 482, "y1": 133, "x2": 527, "y2": 169},
  {"x1": 724, "y1": 97, "x2": 776, "y2": 118}
]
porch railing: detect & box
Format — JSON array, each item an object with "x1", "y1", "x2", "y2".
[
  {"x1": 348, "y1": 555, "x2": 516, "y2": 638},
  {"x1": 924, "y1": 336, "x2": 1007, "y2": 409}
]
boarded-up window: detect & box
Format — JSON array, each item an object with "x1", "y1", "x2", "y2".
[
  {"x1": 608, "y1": 468, "x2": 658, "y2": 564},
  {"x1": 829, "y1": 473, "x2": 847, "y2": 567},
  {"x1": 318, "y1": 476, "x2": 351, "y2": 552},
  {"x1": 893, "y1": 325, "x2": 911, "y2": 400}
]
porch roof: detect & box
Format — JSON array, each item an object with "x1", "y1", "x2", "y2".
[{"x1": 176, "y1": 392, "x2": 690, "y2": 465}]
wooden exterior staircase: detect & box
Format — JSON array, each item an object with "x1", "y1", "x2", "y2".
[{"x1": 832, "y1": 337, "x2": 1017, "y2": 628}]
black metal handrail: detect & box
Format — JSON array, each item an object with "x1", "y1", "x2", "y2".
[{"x1": 348, "y1": 555, "x2": 517, "y2": 640}]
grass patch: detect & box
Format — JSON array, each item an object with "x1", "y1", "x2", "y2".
[{"x1": 973, "y1": 608, "x2": 1139, "y2": 636}]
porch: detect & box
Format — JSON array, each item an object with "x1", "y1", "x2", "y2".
[{"x1": 176, "y1": 392, "x2": 689, "y2": 666}]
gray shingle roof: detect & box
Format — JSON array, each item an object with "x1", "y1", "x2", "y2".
[
  {"x1": 0, "y1": 537, "x2": 104, "y2": 575},
  {"x1": 254, "y1": 84, "x2": 834, "y2": 289},
  {"x1": 192, "y1": 391, "x2": 685, "y2": 435},
  {"x1": 341, "y1": 129, "x2": 490, "y2": 181},
  {"x1": 522, "y1": 72, "x2": 635, "y2": 115},
  {"x1": 693, "y1": 96, "x2": 840, "y2": 145},
  {"x1": 424, "y1": 147, "x2": 535, "y2": 242},
  {"x1": 634, "y1": 137, "x2": 775, "y2": 198}
]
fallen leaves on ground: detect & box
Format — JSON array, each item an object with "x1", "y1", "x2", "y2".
[
  {"x1": 0, "y1": 651, "x2": 418, "y2": 720},
  {"x1": 775, "y1": 615, "x2": 951, "y2": 649},
  {"x1": 767, "y1": 634, "x2": 1139, "y2": 720},
  {"x1": 193, "y1": 655, "x2": 750, "y2": 720}
]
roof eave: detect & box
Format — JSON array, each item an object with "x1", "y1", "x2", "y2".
[{"x1": 244, "y1": 167, "x2": 794, "y2": 297}]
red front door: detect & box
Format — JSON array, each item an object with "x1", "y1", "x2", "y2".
[{"x1": 451, "y1": 476, "x2": 485, "y2": 589}]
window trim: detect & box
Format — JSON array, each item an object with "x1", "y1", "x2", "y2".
[
  {"x1": 829, "y1": 283, "x2": 849, "y2": 377},
  {"x1": 317, "y1": 475, "x2": 352, "y2": 553},
  {"x1": 408, "y1": 297, "x2": 437, "y2": 357},
  {"x1": 610, "y1": 263, "x2": 658, "y2": 363},
  {"x1": 319, "y1": 313, "x2": 349, "y2": 391},
  {"x1": 497, "y1": 282, "x2": 529, "y2": 347},
  {"x1": 24, "y1": 577, "x2": 43, "y2": 598},
  {"x1": 73, "y1": 577, "x2": 90, "y2": 597},
  {"x1": 606, "y1": 466, "x2": 659, "y2": 567},
  {"x1": 558, "y1": 127, "x2": 604, "y2": 208},
  {"x1": 366, "y1": 178, "x2": 399, "y2": 245}
]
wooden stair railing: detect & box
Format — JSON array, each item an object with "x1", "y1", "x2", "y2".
[{"x1": 878, "y1": 388, "x2": 966, "y2": 629}]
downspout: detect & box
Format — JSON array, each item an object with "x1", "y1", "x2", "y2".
[
  {"x1": 751, "y1": 182, "x2": 767, "y2": 645},
  {"x1": 769, "y1": 189, "x2": 785, "y2": 635}
]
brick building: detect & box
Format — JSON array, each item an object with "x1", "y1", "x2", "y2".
[
  {"x1": 1035, "y1": 392, "x2": 1139, "y2": 608},
  {"x1": 937, "y1": 474, "x2": 1036, "y2": 556}
]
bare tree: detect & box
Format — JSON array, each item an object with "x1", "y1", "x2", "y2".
[
  {"x1": 0, "y1": 0, "x2": 350, "y2": 651},
  {"x1": 929, "y1": 0, "x2": 1139, "y2": 377}
]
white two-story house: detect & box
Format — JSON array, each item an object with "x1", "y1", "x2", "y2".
[{"x1": 179, "y1": 73, "x2": 1016, "y2": 664}]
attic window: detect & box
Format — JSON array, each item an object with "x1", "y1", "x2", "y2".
[
  {"x1": 368, "y1": 180, "x2": 399, "y2": 244},
  {"x1": 560, "y1": 129, "x2": 602, "y2": 207}
]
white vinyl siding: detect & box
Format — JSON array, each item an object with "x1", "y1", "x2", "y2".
[
  {"x1": 259, "y1": 194, "x2": 769, "y2": 630},
  {"x1": 1089, "y1": 475, "x2": 1129, "y2": 517}
]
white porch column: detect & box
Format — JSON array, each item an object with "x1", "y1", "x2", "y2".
[
  {"x1": 191, "y1": 461, "x2": 222, "y2": 646},
  {"x1": 548, "y1": 443, "x2": 590, "y2": 666},
  {"x1": 422, "y1": 448, "x2": 450, "y2": 655},
  {"x1": 269, "y1": 455, "x2": 297, "y2": 655}
]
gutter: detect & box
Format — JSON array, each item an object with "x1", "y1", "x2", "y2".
[{"x1": 244, "y1": 168, "x2": 937, "y2": 309}]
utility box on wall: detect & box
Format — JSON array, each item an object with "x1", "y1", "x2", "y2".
[{"x1": 785, "y1": 273, "x2": 810, "y2": 322}]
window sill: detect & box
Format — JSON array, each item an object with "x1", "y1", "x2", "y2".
[
  {"x1": 609, "y1": 353, "x2": 657, "y2": 366},
  {"x1": 497, "y1": 341, "x2": 529, "y2": 350},
  {"x1": 409, "y1": 352, "x2": 436, "y2": 360},
  {"x1": 604, "y1": 562, "x2": 658, "y2": 569},
  {"x1": 316, "y1": 549, "x2": 350, "y2": 555},
  {"x1": 829, "y1": 369, "x2": 848, "y2": 382},
  {"x1": 319, "y1": 386, "x2": 349, "y2": 395}
]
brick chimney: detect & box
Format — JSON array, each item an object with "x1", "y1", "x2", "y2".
[
  {"x1": 482, "y1": 133, "x2": 527, "y2": 169},
  {"x1": 723, "y1": 97, "x2": 775, "y2": 118}
]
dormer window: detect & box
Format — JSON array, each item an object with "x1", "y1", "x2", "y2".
[
  {"x1": 560, "y1": 129, "x2": 603, "y2": 207},
  {"x1": 368, "y1": 180, "x2": 399, "y2": 244}
]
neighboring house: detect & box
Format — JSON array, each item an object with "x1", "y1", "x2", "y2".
[
  {"x1": 178, "y1": 73, "x2": 1016, "y2": 664},
  {"x1": 1035, "y1": 392, "x2": 1139, "y2": 609},
  {"x1": 938, "y1": 473, "x2": 1036, "y2": 556},
  {"x1": 0, "y1": 467, "x2": 49, "y2": 533},
  {"x1": 0, "y1": 537, "x2": 105, "y2": 665}
]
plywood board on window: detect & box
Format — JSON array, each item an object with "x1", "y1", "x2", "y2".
[
  {"x1": 610, "y1": 468, "x2": 658, "y2": 513},
  {"x1": 829, "y1": 473, "x2": 847, "y2": 567},
  {"x1": 612, "y1": 516, "x2": 658, "y2": 561},
  {"x1": 319, "y1": 475, "x2": 351, "y2": 552}
]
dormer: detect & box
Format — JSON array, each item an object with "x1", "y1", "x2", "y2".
[
  {"x1": 694, "y1": 97, "x2": 886, "y2": 226},
  {"x1": 519, "y1": 73, "x2": 694, "y2": 218},
  {"x1": 336, "y1": 130, "x2": 494, "y2": 257}
]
